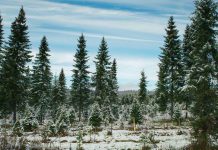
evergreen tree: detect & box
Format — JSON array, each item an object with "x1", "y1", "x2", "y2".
[
  {"x1": 138, "y1": 71, "x2": 147, "y2": 104},
  {"x1": 102, "y1": 97, "x2": 115, "y2": 128},
  {"x1": 156, "y1": 62, "x2": 168, "y2": 112},
  {"x1": 181, "y1": 25, "x2": 194, "y2": 119},
  {"x1": 1, "y1": 7, "x2": 32, "y2": 123},
  {"x1": 130, "y1": 99, "x2": 143, "y2": 131},
  {"x1": 108, "y1": 59, "x2": 118, "y2": 104},
  {"x1": 51, "y1": 75, "x2": 61, "y2": 120},
  {"x1": 0, "y1": 14, "x2": 5, "y2": 115},
  {"x1": 50, "y1": 69, "x2": 66, "y2": 119},
  {"x1": 182, "y1": 25, "x2": 193, "y2": 73},
  {"x1": 108, "y1": 59, "x2": 119, "y2": 118},
  {"x1": 0, "y1": 14, "x2": 3, "y2": 67},
  {"x1": 25, "y1": 66, "x2": 32, "y2": 107},
  {"x1": 31, "y1": 36, "x2": 52, "y2": 124},
  {"x1": 58, "y1": 68, "x2": 67, "y2": 105},
  {"x1": 185, "y1": 0, "x2": 218, "y2": 147},
  {"x1": 89, "y1": 102, "x2": 102, "y2": 131},
  {"x1": 93, "y1": 37, "x2": 111, "y2": 107},
  {"x1": 76, "y1": 129, "x2": 83, "y2": 150},
  {"x1": 156, "y1": 16, "x2": 182, "y2": 118},
  {"x1": 71, "y1": 34, "x2": 90, "y2": 121}
]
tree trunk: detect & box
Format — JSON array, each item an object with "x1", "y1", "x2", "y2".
[
  {"x1": 170, "y1": 100, "x2": 174, "y2": 119},
  {"x1": 133, "y1": 117, "x2": 136, "y2": 131},
  {"x1": 185, "y1": 102, "x2": 188, "y2": 119},
  {"x1": 13, "y1": 100, "x2": 17, "y2": 124},
  {"x1": 39, "y1": 106, "x2": 44, "y2": 125},
  {"x1": 79, "y1": 109, "x2": 81, "y2": 122},
  {"x1": 4, "y1": 115, "x2": 7, "y2": 132},
  {"x1": 111, "y1": 123, "x2": 113, "y2": 134}
]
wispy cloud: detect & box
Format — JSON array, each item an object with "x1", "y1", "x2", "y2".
[
  {"x1": 40, "y1": 50, "x2": 160, "y2": 90},
  {"x1": 0, "y1": 0, "x2": 193, "y2": 90},
  {"x1": 47, "y1": 0, "x2": 193, "y2": 16}
]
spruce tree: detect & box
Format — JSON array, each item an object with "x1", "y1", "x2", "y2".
[
  {"x1": 93, "y1": 37, "x2": 111, "y2": 107},
  {"x1": 25, "y1": 66, "x2": 32, "y2": 108},
  {"x1": 50, "y1": 69, "x2": 66, "y2": 119},
  {"x1": 0, "y1": 14, "x2": 3, "y2": 67},
  {"x1": 156, "y1": 16, "x2": 182, "y2": 118},
  {"x1": 108, "y1": 59, "x2": 119, "y2": 118},
  {"x1": 185, "y1": 0, "x2": 218, "y2": 147},
  {"x1": 102, "y1": 97, "x2": 115, "y2": 128},
  {"x1": 1, "y1": 7, "x2": 32, "y2": 123},
  {"x1": 51, "y1": 75, "x2": 60, "y2": 120},
  {"x1": 130, "y1": 99, "x2": 143, "y2": 131},
  {"x1": 108, "y1": 59, "x2": 118, "y2": 104},
  {"x1": 156, "y1": 62, "x2": 168, "y2": 112},
  {"x1": 89, "y1": 102, "x2": 102, "y2": 131},
  {"x1": 0, "y1": 14, "x2": 5, "y2": 115},
  {"x1": 182, "y1": 25, "x2": 193, "y2": 72},
  {"x1": 181, "y1": 25, "x2": 194, "y2": 119},
  {"x1": 58, "y1": 68, "x2": 67, "y2": 105},
  {"x1": 71, "y1": 34, "x2": 90, "y2": 121},
  {"x1": 31, "y1": 36, "x2": 52, "y2": 124},
  {"x1": 138, "y1": 71, "x2": 147, "y2": 104}
]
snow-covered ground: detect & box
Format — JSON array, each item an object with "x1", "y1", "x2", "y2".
[{"x1": 11, "y1": 125, "x2": 190, "y2": 149}]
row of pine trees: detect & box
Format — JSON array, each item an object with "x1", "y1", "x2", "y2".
[
  {"x1": 156, "y1": 0, "x2": 218, "y2": 148},
  {"x1": 0, "y1": 7, "x2": 147, "y2": 126},
  {"x1": 0, "y1": 0, "x2": 217, "y2": 148},
  {"x1": 0, "y1": 7, "x2": 118, "y2": 123}
]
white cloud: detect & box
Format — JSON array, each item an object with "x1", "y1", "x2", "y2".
[
  {"x1": 117, "y1": 57, "x2": 159, "y2": 91},
  {"x1": 32, "y1": 50, "x2": 159, "y2": 90},
  {"x1": 32, "y1": 28, "x2": 162, "y2": 44},
  {"x1": 0, "y1": 0, "x2": 190, "y2": 90},
  {"x1": 1, "y1": 0, "x2": 189, "y2": 37},
  {"x1": 50, "y1": 52, "x2": 74, "y2": 66}
]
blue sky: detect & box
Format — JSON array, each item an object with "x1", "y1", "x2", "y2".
[{"x1": 0, "y1": 0, "x2": 195, "y2": 90}]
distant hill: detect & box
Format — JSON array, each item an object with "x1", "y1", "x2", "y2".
[
  {"x1": 118, "y1": 90, "x2": 138, "y2": 96},
  {"x1": 118, "y1": 90, "x2": 155, "y2": 96}
]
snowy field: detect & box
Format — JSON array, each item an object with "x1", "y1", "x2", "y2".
[{"x1": 0, "y1": 120, "x2": 191, "y2": 150}]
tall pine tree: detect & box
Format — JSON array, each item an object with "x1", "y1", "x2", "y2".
[
  {"x1": 181, "y1": 25, "x2": 194, "y2": 119},
  {"x1": 185, "y1": 0, "x2": 218, "y2": 147},
  {"x1": 51, "y1": 75, "x2": 60, "y2": 120},
  {"x1": 58, "y1": 68, "x2": 67, "y2": 105},
  {"x1": 0, "y1": 14, "x2": 5, "y2": 115},
  {"x1": 0, "y1": 14, "x2": 3, "y2": 68},
  {"x1": 93, "y1": 37, "x2": 111, "y2": 107},
  {"x1": 182, "y1": 25, "x2": 193, "y2": 72},
  {"x1": 1, "y1": 7, "x2": 32, "y2": 123},
  {"x1": 50, "y1": 69, "x2": 66, "y2": 119},
  {"x1": 130, "y1": 99, "x2": 143, "y2": 131},
  {"x1": 156, "y1": 16, "x2": 183, "y2": 118},
  {"x1": 108, "y1": 59, "x2": 119, "y2": 118},
  {"x1": 31, "y1": 36, "x2": 52, "y2": 124},
  {"x1": 108, "y1": 59, "x2": 118, "y2": 104},
  {"x1": 89, "y1": 102, "x2": 102, "y2": 131},
  {"x1": 71, "y1": 34, "x2": 90, "y2": 121},
  {"x1": 156, "y1": 62, "x2": 168, "y2": 112},
  {"x1": 138, "y1": 70, "x2": 147, "y2": 104}
]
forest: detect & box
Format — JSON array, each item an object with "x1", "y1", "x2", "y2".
[{"x1": 0, "y1": 0, "x2": 217, "y2": 149}]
